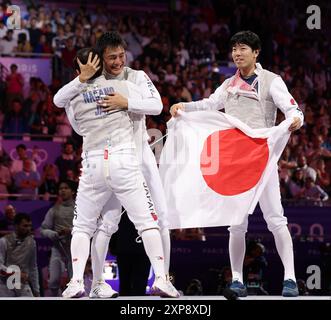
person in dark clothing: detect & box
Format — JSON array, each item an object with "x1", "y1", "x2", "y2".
[{"x1": 109, "y1": 212, "x2": 151, "y2": 296}]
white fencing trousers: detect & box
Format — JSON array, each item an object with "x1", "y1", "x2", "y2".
[
  {"x1": 229, "y1": 166, "x2": 288, "y2": 234},
  {"x1": 98, "y1": 140, "x2": 169, "y2": 236},
  {"x1": 72, "y1": 148, "x2": 159, "y2": 238}
]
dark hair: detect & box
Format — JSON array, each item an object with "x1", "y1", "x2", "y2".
[
  {"x1": 230, "y1": 30, "x2": 261, "y2": 51},
  {"x1": 16, "y1": 143, "x2": 26, "y2": 151},
  {"x1": 73, "y1": 47, "x2": 102, "y2": 80},
  {"x1": 59, "y1": 180, "x2": 78, "y2": 193},
  {"x1": 14, "y1": 213, "x2": 31, "y2": 225},
  {"x1": 96, "y1": 31, "x2": 127, "y2": 55}
]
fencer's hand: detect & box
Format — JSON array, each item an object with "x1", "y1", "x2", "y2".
[
  {"x1": 77, "y1": 52, "x2": 100, "y2": 83},
  {"x1": 100, "y1": 92, "x2": 128, "y2": 111},
  {"x1": 170, "y1": 103, "x2": 185, "y2": 117},
  {"x1": 288, "y1": 117, "x2": 301, "y2": 132}
]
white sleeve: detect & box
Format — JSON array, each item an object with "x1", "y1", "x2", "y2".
[
  {"x1": 127, "y1": 71, "x2": 163, "y2": 115},
  {"x1": 182, "y1": 79, "x2": 229, "y2": 112},
  {"x1": 53, "y1": 76, "x2": 88, "y2": 109},
  {"x1": 65, "y1": 106, "x2": 82, "y2": 136},
  {"x1": 269, "y1": 77, "x2": 304, "y2": 126}
]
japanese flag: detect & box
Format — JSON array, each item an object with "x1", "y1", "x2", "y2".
[{"x1": 159, "y1": 111, "x2": 291, "y2": 229}]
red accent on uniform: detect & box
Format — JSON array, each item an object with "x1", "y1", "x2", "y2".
[
  {"x1": 73, "y1": 258, "x2": 78, "y2": 262},
  {"x1": 290, "y1": 98, "x2": 296, "y2": 105},
  {"x1": 200, "y1": 129, "x2": 269, "y2": 196},
  {"x1": 104, "y1": 149, "x2": 108, "y2": 160},
  {"x1": 151, "y1": 213, "x2": 158, "y2": 221}
]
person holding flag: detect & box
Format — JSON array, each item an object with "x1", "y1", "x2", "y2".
[{"x1": 170, "y1": 30, "x2": 303, "y2": 297}]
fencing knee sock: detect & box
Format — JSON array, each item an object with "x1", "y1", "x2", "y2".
[
  {"x1": 141, "y1": 228, "x2": 166, "y2": 279},
  {"x1": 91, "y1": 230, "x2": 111, "y2": 283},
  {"x1": 160, "y1": 228, "x2": 171, "y2": 276},
  {"x1": 229, "y1": 231, "x2": 246, "y2": 283},
  {"x1": 273, "y1": 226, "x2": 296, "y2": 281},
  {"x1": 71, "y1": 232, "x2": 91, "y2": 281}
]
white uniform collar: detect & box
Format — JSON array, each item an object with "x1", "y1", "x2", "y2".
[{"x1": 254, "y1": 63, "x2": 263, "y2": 76}]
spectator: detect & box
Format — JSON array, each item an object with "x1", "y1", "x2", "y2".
[
  {"x1": 109, "y1": 212, "x2": 151, "y2": 296},
  {"x1": 288, "y1": 169, "x2": 305, "y2": 199},
  {"x1": 55, "y1": 142, "x2": 76, "y2": 181},
  {"x1": 2, "y1": 100, "x2": 29, "y2": 139},
  {"x1": 0, "y1": 213, "x2": 40, "y2": 297},
  {"x1": 10, "y1": 144, "x2": 37, "y2": 176},
  {"x1": 302, "y1": 176, "x2": 329, "y2": 202},
  {"x1": 5, "y1": 64, "x2": 24, "y2": 105},
  {"x1": 13, "y1": 159, "x2": 40, "y2": 199},
  {"x1": 0, "y1": 156, "x2": 11, "y2": 198},
  {"x1": 0, "y1": 30, "x2": 16, "y2": 55},
  {"x1": 40, "y1": 180, "x2": 76, "y2": 296},
  {"x1": 39, "y1": 164, "x2": 59, "y2": 200},
  {"x1": 15, "y1": 32, "x2": 32, "y2": 53},
  {"x1": 0, "y1": 204, "x2": 16, "y2": 237},
  {"x1": 314, "y1": 159, "x2": 330, "y2": 193}
]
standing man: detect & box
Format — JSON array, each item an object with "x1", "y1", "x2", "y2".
[
  {"x1": 40, "y1": 180, "x2": 77, "y2": 296},
  {"x1": 170, "y1": 31, "x2": 303, "y2": 297},
  {"x1": 53, "y1": 48, "x2": 179, "y2": 299},
  {"x1": 91, "y1": 31, "x2": 173, "y2": 292},
  {"x1": 0, "y1": 213, "x2": 40, "y2": 297}
]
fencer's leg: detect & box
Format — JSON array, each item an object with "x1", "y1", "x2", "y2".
[
  {"x1": 91, "y1": 193, "x2": 122, "y2": 283},
  {"x1": 107, "y1": 149, "x2": 180, "y2": 298},
  {"x1": 140, "y1": 228, "x2": 166, "y2": 278},
  {"x1": 141, "y1": 143, "x2": 171, "y2": 275},
  {"x1": 160, "y1": 227, "x2": 171, "y2": 275},
  {"x1": 70, "y1": 232, "x2": 91, "y2": 281},
  {"x1": 63, "y1": 155, "x2": 110, "y2": 298},
  {"x1": 228, "y1": 216, "x2": 249, "y2": 284},
  {"x1": 259, "y1": 167, "x2": 296, "y2": 281}
]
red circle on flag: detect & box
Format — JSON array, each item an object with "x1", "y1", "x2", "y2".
[{"x1": 200, "y1": 129, "x2": 269, "y2": 196}]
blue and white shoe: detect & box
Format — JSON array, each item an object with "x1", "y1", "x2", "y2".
[
  {"x1": 229, "y1": 280, "x2": 248, "y2": 297},
  {"x1": 282, "y1": 279, "x2": 299, "y2": 297}
]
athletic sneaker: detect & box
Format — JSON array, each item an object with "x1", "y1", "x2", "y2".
[
  {"x1": 89, "y1": 280, "x2": 119, "y2": 299},
  {"x1": 282, "y1": 279, "x2": 299, "y2": 297},
  {"x1": 229, "y1": 280, "x2": 248, "y2": 297},
  {"x1": 151, "y1": 276, "x2": 181, "y2": 298},
  {"x1": 62, "y1": 279, "x2": 85, "y2": 298}
]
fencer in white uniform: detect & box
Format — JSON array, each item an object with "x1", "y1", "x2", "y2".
[
  {"x1": 53, "y1": 48, "x2": 180, "y2": 298},
  {"x1": 171, "y1": 31, "x2": 304, "y2": 297}
]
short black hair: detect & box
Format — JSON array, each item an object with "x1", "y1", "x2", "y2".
[
  {"x1": 59, "y1": 180, "x2": 78, "y2": 193},
  {"x1": 16, "y1": 143, "x2": 26, "y2": 150},
  {"x1": 14, "y1": 213, "x2": 31, "y2": 225},
  {"x1": 230, "y1": 30, "x2": 261, "y2": 51},
  {"x1": 73, "y1": 47, "x2": 102, "y2": 80},
  {"x1": 96, "y1": 31, "x2": 127, "y2": 55}
]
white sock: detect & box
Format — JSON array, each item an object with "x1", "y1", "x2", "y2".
[
  {"x1": 229, "y1": 232, "x2": 246, "y2": 283},
  {"x1": 160, "y1": 228, "x2": 171, "y2": 276},
  {"x1": 91, "y1": 230, "x2": 110, "y2": 283},
  {"x1": 272, "y1": 226, "x2": 296, "y2": 281},
  {"x1": 71, "y1": 232, "x2": 91, "y2": 281},
  {"x1": 141, "y1": 228, "x2": 166, "y2": 279}
]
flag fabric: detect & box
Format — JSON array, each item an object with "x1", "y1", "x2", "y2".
[{"x1": 159, "y1": 110, "x2": 292, "y2": 229}]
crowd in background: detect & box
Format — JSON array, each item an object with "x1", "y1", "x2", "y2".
[
  {"x1": 0, "y1": 0, "x2": 330, "y2": 203},
  {"x1": 0, "y1": 0, "x2": 330, "y2": 297}
]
